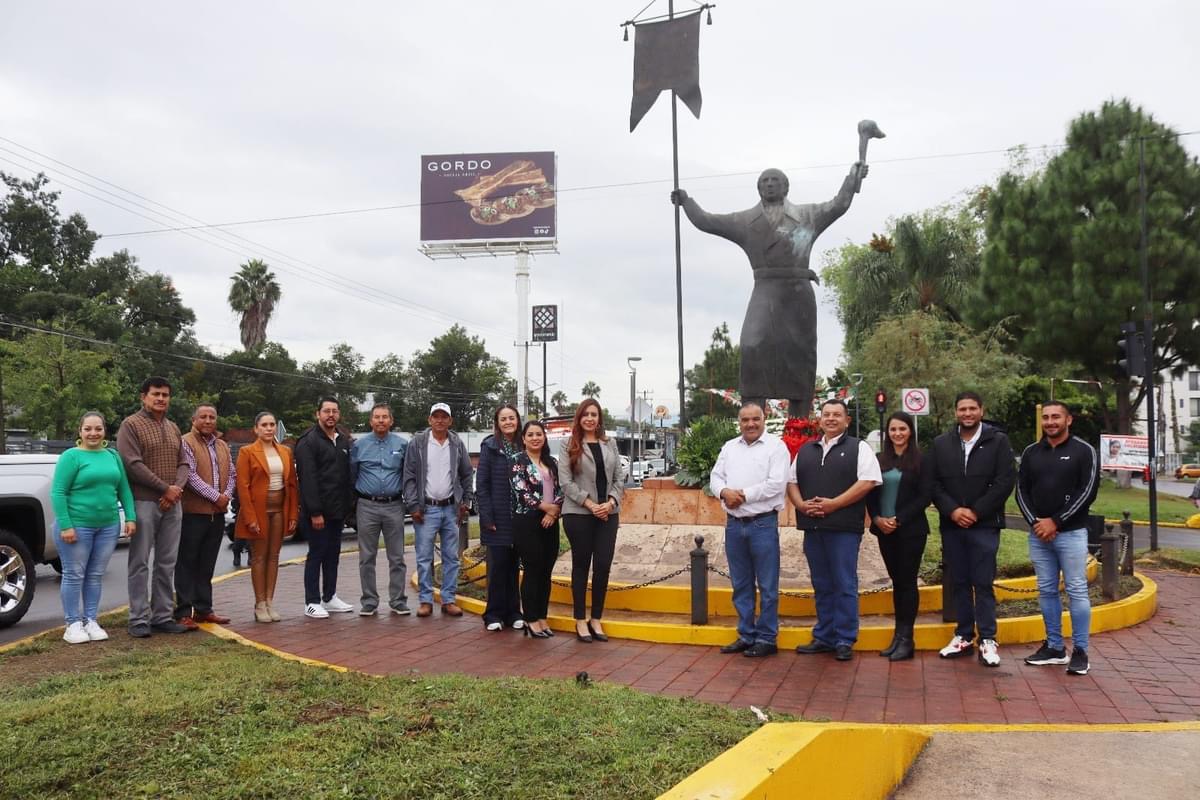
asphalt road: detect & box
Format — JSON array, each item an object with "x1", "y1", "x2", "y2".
[{"x1": 0, "y1": 527, "x2": 369, "y2": 646}]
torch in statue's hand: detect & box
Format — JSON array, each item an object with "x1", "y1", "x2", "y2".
[{"x1": 853, "y1": 119, "x2": 886, "y2": 193}]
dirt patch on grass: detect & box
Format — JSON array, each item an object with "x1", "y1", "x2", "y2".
[
  {"x1": 1135, "y1": 554, "x2": 1200, "y2": 575},
  {"x1": 0, "y1": 615, "x2": 206, "y2": 687},
  {"x1": 296, "y1": 699, "x2": 369, "y2": 725}
]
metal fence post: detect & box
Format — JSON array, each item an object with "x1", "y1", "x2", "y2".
[
  {"x1": 940, "y1": 533, "x2": 955, "y2": 623},
  {"x1": 1101, "y1": 523, "x2": 1119, "y2": 601},
  {"x1": 1120, "y1": 510, "x2": 1134, "y2": 576},
  {"x1": 690, "y1": 534, "x2": 708, "y2": 625}
]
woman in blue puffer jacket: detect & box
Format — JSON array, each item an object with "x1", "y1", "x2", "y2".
[{"x1": 476, "y1": 404, "x2": 524, "y2": 630}]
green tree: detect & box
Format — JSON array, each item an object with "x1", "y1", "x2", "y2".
[
  {"x1": 228, "y1": 259, "x2": 281, "y2": 352},
  {"x1": 5, "y1": 328, "x2": 120, "y2": 439},
  {"x1": 854, "y1": 312, "x2": 1027, "y2": 441},
  {"x1": 366, "y1": 353, "x2": 410, "y2": 425},
  {"x1": 405, "y1": 325, "x2": 510, "y2": 430},
  {"x1": 303, "y1": 342, "x2": 366, "y2": 428},
  {"x1": 581, "y1": 381, "x2": 601, "y2": 399},
  {"x1": 975, "y1": 99, "x2": 1200, "y2": 434},
  {"x1": 1184, "y1": 420, "x2": 1200, "y2": 457},
  {"x1": 220, "y1": 342, "x2": 309, "y2": 432},
  {"x1": 684, "y1": 323, "x2": 741, "y2": 421},
  {"x1": 822, "y1": 211, "x2": 981, "y2": 358}
]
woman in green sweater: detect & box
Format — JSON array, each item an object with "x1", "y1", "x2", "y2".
[{"x1": 50, "y1": 411, "x2": 137, "y2": 644}]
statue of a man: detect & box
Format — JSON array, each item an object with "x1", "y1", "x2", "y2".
[{"x1": 672, "y1": 162, "x2": 867, "y2": 417}]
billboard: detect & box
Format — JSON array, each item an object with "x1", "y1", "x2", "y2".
[
  {"x1": 420, "y1": 151, "x2": 556, "y2": 243},
  {"x1": 1100, "y1": 434, "x2": 1148, "y2": 472}
]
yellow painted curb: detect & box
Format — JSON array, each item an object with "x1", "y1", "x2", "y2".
[
  {"x1": 452, "y1": 566, "x2": 1157, "y2": 650},
  {"x1": 658, "y1": 720, "x2": 1200, "y2": 800},
  {"x1": 657, "y1": 722, "x2": 929, "y2": 800},
  {"x1": 464, "y1": 554, "x2": 1098, "y2": 617}
]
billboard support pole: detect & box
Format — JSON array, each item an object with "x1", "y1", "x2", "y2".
[
  {"x1": 669, "y1": 0, "x2": 687, "y2": 432},
  {"x1": 516, "y1": 247, "x2": 530, "y2": 417}
]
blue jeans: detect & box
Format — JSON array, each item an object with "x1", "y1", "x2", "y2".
[
  {"x1": 415, "y1": 505, "x2": 460, "y2": 605},
  {"x1": 803, "y1": 530, "x2": 863, "y2": 647},
  {"x1": 724, "y1": 512, "x2": 780, "y2": 646},
  {"x1": 54, "y1": 522, "x2": 121, "y2": 625},
  {"x1": 1029, "y1": 528, "x2": 1091, "y2": 650}
]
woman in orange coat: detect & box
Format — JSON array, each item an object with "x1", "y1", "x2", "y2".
[{"x1": 235, "y1": 411, "x2": 299, "y2": 622}]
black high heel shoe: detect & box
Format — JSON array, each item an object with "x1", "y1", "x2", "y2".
[
  {"x1": 587, "y1": 621, "x2": 608, "y2": 643},
  {"x1": 525, "y1": 625, "x2": 551, "y2": 639},
  {"x1": 575, "y1": 622, "x2": 593, "y2": 643}
]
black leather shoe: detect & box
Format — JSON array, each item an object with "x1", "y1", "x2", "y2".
[
  {"x1": 720, "y1": 639, "x2": 752, "y2": 654},
  {"x1": 880, "y1": 633, "x2": 899, "y2": 658},
  {"x1": 151, "y1": 621, "x2": 189, "y2": 634},
  {"x1": 888, "y1": 638, "x2": 915, "y2": 661},
  {"x1": 835, "y1": 644, "x2": 854, "y2": 661},
  {"x1": 795, "y1": 640, "x2": 835, "y2": 655},
  {"x1": 743, "y1": 642, "x2": 778, "y2": 658}
]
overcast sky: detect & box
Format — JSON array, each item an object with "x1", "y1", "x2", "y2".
[{"x1": 2, "y1": 1, "x2": 1197, "y2": 420}]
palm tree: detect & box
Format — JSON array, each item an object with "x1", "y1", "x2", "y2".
[
  {"x1": 581, "y1": 381, "x2": 601, "y2": 399},
  {"x1": 228, "y1": 259, "x2": 281, "y2": 352},
  {"x1": 550, "y1": 390, "x2": 570, "y2": 414}
]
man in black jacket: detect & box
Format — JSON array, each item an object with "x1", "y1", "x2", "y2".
[
  {"x1": 1016, "y1": 401, "x2": 1099, "y2": 676},
  {"x1": 295, "y1": 397, "x2": 355, "y2": 618},
  {"x1": 930, "y1": 391, "x2": 1016, "y2": 667}
]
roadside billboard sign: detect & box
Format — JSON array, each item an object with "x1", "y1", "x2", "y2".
[
  {"x1": 420, "y1": 151, "x2": 556, "y2": 242},
  {"x1": 1100, "y1": 434, "x2": 1148, "y2": 471}
]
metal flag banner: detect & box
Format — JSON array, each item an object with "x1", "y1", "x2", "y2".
[{"x1": 629, "y1": 11, "x2": 703, "y2": 132}]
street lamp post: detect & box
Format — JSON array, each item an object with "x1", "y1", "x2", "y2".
[{"x1": 628, "y1": 356, "x2": 642, "y2": 464}]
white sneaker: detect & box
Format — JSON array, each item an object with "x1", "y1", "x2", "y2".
[
  {"x1": 304, "y1": 603, "x2": 330, "y2": 619},
  {"x1": 938, "y1": 635, "x2": 974, "y2": 659},
  {"x1": 63, "y1": 621, "x2": 90, "y2": 644},
  {"x1": 322, "y1": 594, "x2": 354, "y2": 613},
  {"x1": 979, "y1": 638, "x2": 1001, "y2": 667},
  {"x1": 83, "y1": 620, "x2": 109, "y2": 641}
]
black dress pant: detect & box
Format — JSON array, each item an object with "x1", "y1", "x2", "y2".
[
  {"x1": 941, "y1": 526, "x2": 1000, "y2": 640},
  {"x1": 512, "y1": 512, "x2": 560, "y2": 621},
  {"x1": 483, "y1": 543, "x2": 522, "y2": 625},
  {"x1": 563, "y1": 513, "x2": 618, "y2": 620},
  {"x1": 876, "y1": 528, "x2": 928, "y2": 634},
  {"x1": 303, "y1": 516, "x2": 344, "y2": 605},
  {"x1": 175, "y1": 512, "x2": 226, "y2": 618}
]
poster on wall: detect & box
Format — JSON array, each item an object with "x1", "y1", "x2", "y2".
[
  {"x1": 1099, "y1": 434, "x2": 1148, "y2": 471},
  {"x1": 420, "y1": 151, "x2": 556, "y2": 242}
]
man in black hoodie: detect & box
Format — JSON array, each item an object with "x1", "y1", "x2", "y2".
[
  {"x1": 930, "y1": 391, "x2": 1016, "y2": 667},
  {"x1": 295, "y1": 397, "x2": 354, "y2": 619}
]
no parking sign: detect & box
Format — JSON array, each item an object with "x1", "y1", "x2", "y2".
[{"x1": 901, "y1": 387, "x2": 930, "y2": 416}]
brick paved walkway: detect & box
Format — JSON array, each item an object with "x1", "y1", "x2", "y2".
[{"x1": 210, "y1": 561, "x2": 1200, "y2": 724}]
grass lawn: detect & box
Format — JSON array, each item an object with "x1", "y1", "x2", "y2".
[
  {"x1": 1005, "y1": 478, "x2": 1198, "y2": 525},
  {"x1": 0, "y1": 618, "x2": 759, "y2": 799}
]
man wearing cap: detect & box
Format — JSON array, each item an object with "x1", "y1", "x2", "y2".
[
  {"x1": 351, "y1": 402, "x2": 410, "y2": 617},
  {"x1": 402, "y1": 402, "x2": 475, "y2": 617}
]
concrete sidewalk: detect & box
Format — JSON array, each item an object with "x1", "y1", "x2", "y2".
[{"x1": 209, "y1": 561, "x2": 1200, "y2": 725}]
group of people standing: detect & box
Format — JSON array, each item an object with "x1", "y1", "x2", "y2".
[
  {"x1": 476, "y1": 398, "x2": 625, "y2": 642},
  {"x1": 712, "y1": 391, "x2": 1098, "y2": 676},
  {"x1": 49, "y1": 377, "x2": 629, "y2": 643}
]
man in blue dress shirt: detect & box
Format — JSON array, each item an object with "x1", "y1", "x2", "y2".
[{"x1": 351, "y1": 403, "x2": 410, "y2": 616}]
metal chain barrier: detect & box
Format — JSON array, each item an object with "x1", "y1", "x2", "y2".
[{"x1": 550, "y1": 565, "x2": 693, "y2": 591}]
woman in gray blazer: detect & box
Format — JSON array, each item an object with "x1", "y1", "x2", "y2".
[{"x1": 557, "y1": 398, "x2": 626, "y2": 642}]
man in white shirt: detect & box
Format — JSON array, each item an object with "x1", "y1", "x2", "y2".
[
  {"x1": 788, "y1": 399, "x2": 882, "y2": 661},
  {"x1": 710, "y1": 403, "x2": 791, "y2": 658}
]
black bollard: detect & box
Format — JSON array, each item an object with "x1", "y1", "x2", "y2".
[
  {"x1": 1120, "y1": 510, "x2": 1134, "y2": 576},
  {"x1": 690, "y1": 534, "x2": 709, "y2": 626},
  {"x1": 1101, "y1": 523, "x2": 1119, "y2": 601},
  {"x1": 940, "y1": 532, "x2": 955, "y2": 623}
]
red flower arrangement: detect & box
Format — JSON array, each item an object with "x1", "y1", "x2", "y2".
[{"x1": 781, "y1": 417, "x2": 820, "y2": 458}]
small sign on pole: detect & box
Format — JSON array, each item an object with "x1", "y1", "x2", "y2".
[
  {"x1": 532, "y1": 305, "x2": 558, "y2": 342},
  {"x1": 901, "y1": 388, "x2": 930, "y2": 416}
]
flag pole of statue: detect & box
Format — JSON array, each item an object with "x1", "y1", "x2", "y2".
[{"x1": 628, "y1": 11, "x2": 703, "y2": 131}]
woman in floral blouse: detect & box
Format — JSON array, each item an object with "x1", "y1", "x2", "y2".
[{"x1": 510, "y1": 419, "x2": 563, "y2": 639}]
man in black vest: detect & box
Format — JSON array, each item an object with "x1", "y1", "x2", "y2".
[
  {"x1": 789, "y1": 399, "x2": 882, "y2": 661},
  {"x1": 930, "y1": 391, "x2": 1016, "y2": 667}
]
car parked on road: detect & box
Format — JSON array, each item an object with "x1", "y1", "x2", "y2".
[{"x1": 1175, "y1": 463, "x2": 1200, "y2": 479}]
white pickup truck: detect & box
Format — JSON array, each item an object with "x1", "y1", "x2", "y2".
[{"x1": 0, "y1": 454, "x2": 63, "y2": 627}]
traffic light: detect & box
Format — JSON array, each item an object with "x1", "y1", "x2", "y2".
[
  {"x1": 874, "y1": 390, "x2": 887, "y2": 414},
  {"x1": 1117, "y1": 322, "x2": 1145, "y2": 377}
]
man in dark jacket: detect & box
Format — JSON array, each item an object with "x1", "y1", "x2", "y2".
[
  {"x1": 295, "y1": 396, "x2": 354, "y2": 618},
  {"x1": 1016, "y1": 401, "x2": 1099, "y2": 676},
  {"x1": 930, "y1": 391, "x2": 1016, "y2": 667}
]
